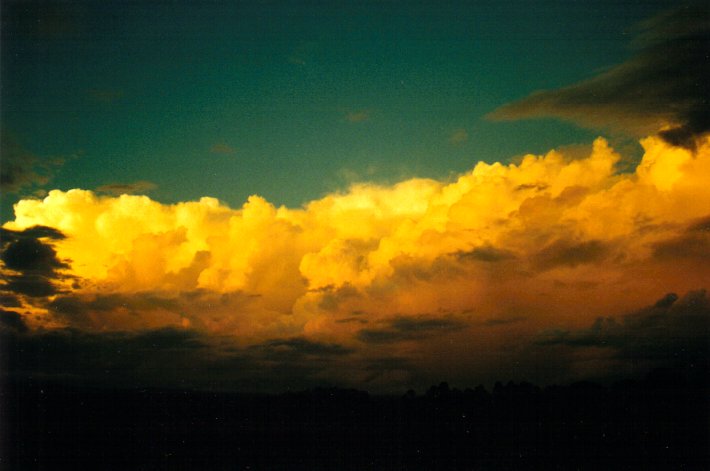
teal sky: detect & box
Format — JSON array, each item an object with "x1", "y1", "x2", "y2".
[{"x1": 1, "y1": 0, "x2": 678, "y2": 220}]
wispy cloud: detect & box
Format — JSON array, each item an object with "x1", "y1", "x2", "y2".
[
  {"x1": 0, "y1": 133, "x2": 65, "y2": 194},
  {"x1": 210, "y1": 143, "x2": 236, "y2": 155},
  {"x1": 96, "y1": 181, "x2": 157, "y2": 195},
  {"x1": 449, "y1": 128, "x2": 469, "y2": 145},
  {"x1": 345, "y1": 110, "x2": 371, "y2": 123}
]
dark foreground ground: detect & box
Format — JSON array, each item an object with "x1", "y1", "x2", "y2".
[{"x1": 3, "y1": 368, "x2": 709, "y2": 470}]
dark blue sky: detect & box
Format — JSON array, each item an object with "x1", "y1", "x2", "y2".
[{"x1": 1, "y1": 0, "x2": 678, "y2": 219}]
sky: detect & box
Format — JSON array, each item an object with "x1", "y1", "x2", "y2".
[{"x1": 1, "y1": 0, "x2": 709, "y2": 392}]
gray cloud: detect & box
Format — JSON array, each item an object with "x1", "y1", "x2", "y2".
[
  {"x1": 1, "y1": 226, "x2": 70, "y2": 298},
  {"x1": 1, "y1": 327, "x2": 211, "y2": 388},
  {"x1": 0, "y1": 294, "x2": 22, "y2": 308},
  {"x1": 1, "y1": 326, "x2": 358, "y2": 392},
  {"x1": 95, "y1": 181, "x2": 157, "y2": 195},
  {"x1": 532, "y1": 239, "x2": 610, "y2": 271},
  {"x1": 254, "y1": 337, "x2": 354, "y2": 359},
  {"x1": 653, "y1": 214, "x2": 710, "y2": 261},
  {"x1": 209, "y1": 143, "x2": 236, "y2": 155},
  {"x1": 535, "y1": 290, "x2": 710, "y2": 369},
  {"x1": 483, "y1": 316, "x2": 527, "y2": 327},
  {"x1": 358, "y1": 315, "x2": 467, "y2": 344},
  {"x1": 489, "y1": 6, "x2": 710, "y2": 148},
  {"x1": 456, "y1": 246, "x2": 516, "y2": 263},
  {"x1": 50, "y1": 292, "x2": 180, "y2": 323},
  {"x1": 0, "y1": 134, "x2": 65, "y2": 193},
  {"x1": 317, "y1": 283, "x2": 362, "y2": 312},
  {"x1": 345, "y1": 110, "x2": 371, "y2": 123},
  {"x1": 0, "y1": 308, "x2": 28, "y2": 333}
]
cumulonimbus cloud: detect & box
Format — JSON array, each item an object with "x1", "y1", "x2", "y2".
[{"x1": 2, "y1": 134, "x2": 709, "y2": 388}]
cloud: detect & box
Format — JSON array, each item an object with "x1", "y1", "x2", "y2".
[
  {"x1": 210, "y1": 143, "x2": 236, "y2": 155},
  {"x1": 0, "y1": 133, "x2": 64, "y2": 193},
  {"x1": 95, "y1": 181, "x2": 157, "y2": 195},
  {"x1": 532, "y1": 239, "x2": 610, "y2": 271},
  {"x1": 1, "y1": 133, "x2": 710, "y2": 388},
  {"x1": 0, "y1": 294, "x2": 22, "y2": 308},
  {"x1": 449, "y1": 128, "x2": 469, "y2": 145},
  {"x1": 652, "y1": 215, "x2": 710, "y2": 261},
  {"x1": 0, "y1": 326, "x2": 359, "y2": 392},
  {"x1": 0, "y1": 308, "x2": 28, "y2": 333},
  {"x1": 456, "y1": 246, "x2": 515, "y2": 263},
  {"x1": 345, "y1": 110, "x2": 371, "y2": 123},
  {"x1": 0, "y1": 327, "x2": 212, "y2": 388},
  {"x1": 489, "y1": 6, "x2": 710, "y2": 148},
  {"x1": 535, "y1": 290, "x2": 710, "y2": 374},
  {"x1": 254, "y1": 337, "x2": 354, "y2": 359},
  {"x1": 482, "y1": 316, "x2": 527, "y2": 327},
  {"x1": 1, "y1": 226, "x2": 70, "y2": 298},
  {"x1": 1, "y1": 230, "x2": 67, "y2": 274},
  {"x1": 358, "y1": 316, "x2": 467, "y2": 344}
]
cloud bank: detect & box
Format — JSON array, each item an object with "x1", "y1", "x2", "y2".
[{"x1": 2, "y1": 134, "x2": 710, "y2": 389}]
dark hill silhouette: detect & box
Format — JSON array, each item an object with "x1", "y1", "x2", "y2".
[{"x1": 3, "y1": 367, "x2": 708, "y2": 470}]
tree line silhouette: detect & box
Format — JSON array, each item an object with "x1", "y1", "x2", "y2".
[{"x1": 5, "y1": 366, "x2": 708, "y2": 470}]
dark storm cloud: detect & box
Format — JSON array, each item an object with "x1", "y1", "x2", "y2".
[
  {"x1": 254, "y1": 337, "x2": 354, "y2": 359},
  {"x1": 3, "y1": 275, "x2": 61, "y2": 298},
  {"x1": 482, "y1": 316, "x2": 527, "y2": 327},
  {"x1": 532, "y1": 239, "x2": 610, "y2": 271},
  {"x1": 317, "y1": 283, "x2": 361, "y2": 312},
  {"x1": 489, "y1": 5, "x2": 710, "y2": 148},
  {"x1": 1, "y1": 326, "x2": 356, "y2": 392},
  {"x1": 652, "y1": 215, "x2": 710, "y2": 261},
  {"x1": 358, "y1": 316, "x2": 467, "y2": 344},
  {"x1": 49, "y1": 292, "x2": 185, "y2": 330},
  {"x1": 0, "y1": 134, "x2": 64, "y2": 193},
  {"x1": 0, "y1": 308, "x2": 28, "y2": 333},
  {"x1": 335, "y1": 316, "x2": 368, "y2": 324},
  {"x1": 1, "y1": 327, "x2": 211, "y2": 387},
  {"x1": 0, "y1": 294, "x2": 22, "y2": 308},
  {"x1": 45, "y1": 288, "x2": 266, "y2": 332},
  {"x1": 0, "y1": 226, "x2": 65, "y2": 242},
  {"x1": 455, "y1": 246, "x2": 516, "y2": 263},
  {"x1": 1, "y1": 226, "x2": 70, "y2": 298},
  {"x1": 536, "y1": 290, "x2": 710, "y2": 367},
  {"x1": 1, "y1": 235, "x2": 67, "y2": 274}
]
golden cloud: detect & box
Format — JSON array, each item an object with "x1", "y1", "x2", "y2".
[{"x1": 3, "y1": 136, "x2": 710, "y2": 358}]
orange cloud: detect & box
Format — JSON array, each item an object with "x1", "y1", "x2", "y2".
[
  {"x1": 210, "y1": 143, "x2": 236, "y2": 155},
  {"x1": 449, "y1": 128, "x2": 468, "y2": 145},
  {"x1": 345, "y1": 110, "x2": 371, "y2": 123},
  {"x1": 3, "y1": 136, "x2": 709, "y2": 367}
]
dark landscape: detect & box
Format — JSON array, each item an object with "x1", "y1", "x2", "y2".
[{"x1": 5, "y1": 366, "x2": 708, "y2": 470}]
